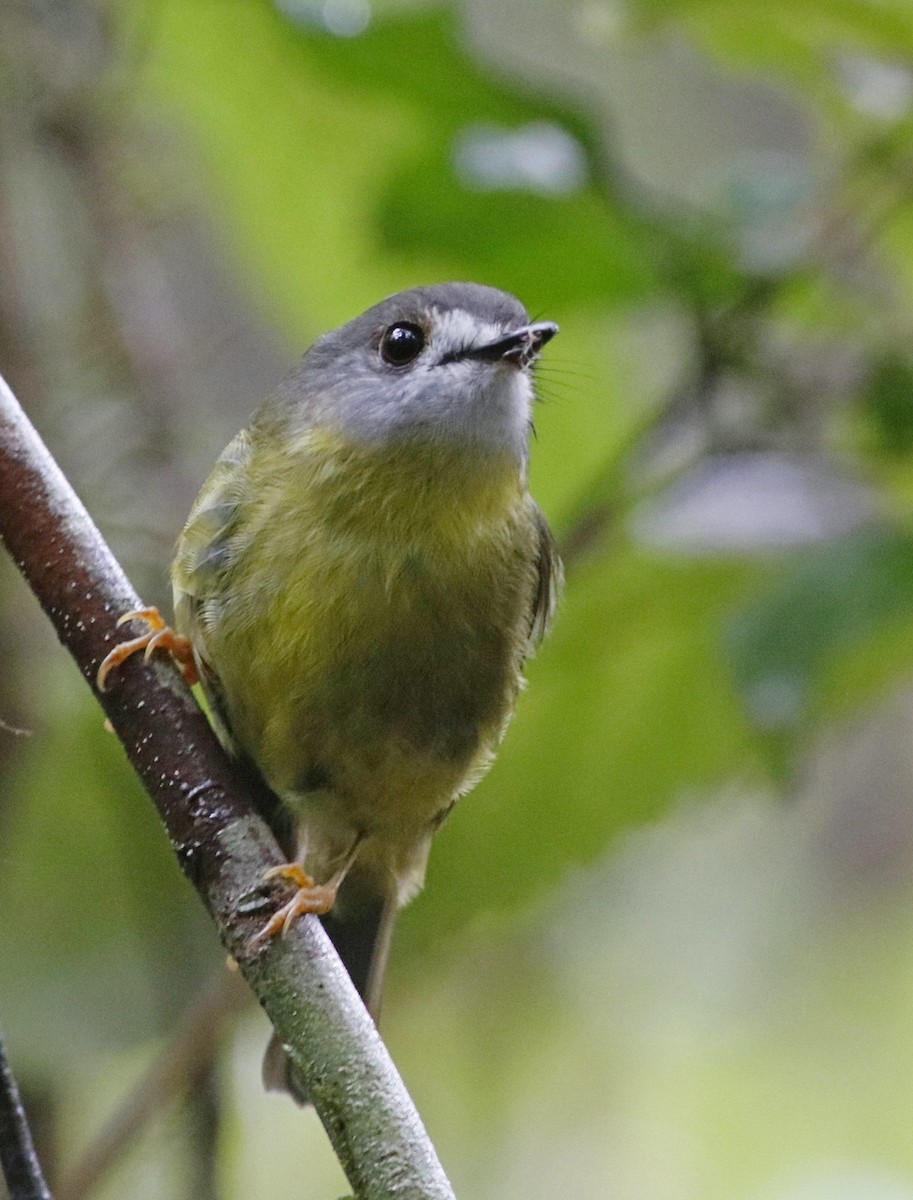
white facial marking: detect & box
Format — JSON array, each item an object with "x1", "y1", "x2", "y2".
[{"x1": 432, "y1": 308, "x2": 504, "y2": 357}]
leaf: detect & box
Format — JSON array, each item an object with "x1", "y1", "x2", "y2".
[
  {"x1": 727, "y1": 527, "x2": 913, "y2": 743},
  {"x1": 859, "y1": 352, "x2": 913, "y2": 458}
]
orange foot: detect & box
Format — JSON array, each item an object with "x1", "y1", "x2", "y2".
[
  {"x1": 96, "y1": 606, "x2": 199, "y2": 692},
  {"x1": 252, "y1": 863, "x2": 341, "y2": 943}
]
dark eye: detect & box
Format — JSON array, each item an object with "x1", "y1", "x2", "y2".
[{"x1": 379, "y1": 322, "x2": 425, "y2": 366}]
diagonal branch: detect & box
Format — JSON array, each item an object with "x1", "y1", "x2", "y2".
[
  {"x1": 0, "y1": 372, "x2": 456, "y2": 1200},
  {"x1": 0, "y1": 1031, "x2": 53, "y2": 1200}
]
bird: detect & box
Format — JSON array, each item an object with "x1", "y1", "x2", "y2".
[{"x1": 98, "y1": 282, "x2": 561, "y2": 1101}]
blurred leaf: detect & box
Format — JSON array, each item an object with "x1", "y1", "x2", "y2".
[
  {"x1": 727, "y1": 527, "x2": 913, "y2": 745},
  {"x1": 860, "y1": 352, "x2": 913, "y2": 457},
  {"x1": 631, "y1": 0, "x2": 913, "y2": 78},
  {"x1": 143, "y1": 0, "x2": 423, "y2": 329},
  {"x1": 308, "y1": 10, "x2": 659, "y2": 306}
]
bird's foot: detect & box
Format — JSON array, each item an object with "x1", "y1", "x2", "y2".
[
  {"x1": 97, "y1": 606, "x2": 198, "y2": 691},
  {"x1": 252, "y1": 863, "x2": 340, "y2": 943}
]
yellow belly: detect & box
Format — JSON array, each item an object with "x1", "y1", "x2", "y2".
[{"x1": 226, "y1": 532, "x2": 529, "y2": 821}]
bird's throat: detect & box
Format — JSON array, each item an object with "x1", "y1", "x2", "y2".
[{"x1": 292, "y1": 424, "x2": 527, "y2": 545}]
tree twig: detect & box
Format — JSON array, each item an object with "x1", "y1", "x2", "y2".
[
  {"x1": 0, "y1": 372, "x2": 456, "y2": 1200},
  {"x1": 0, "y1": 1032, "x2": 53, "y2": 1200}
]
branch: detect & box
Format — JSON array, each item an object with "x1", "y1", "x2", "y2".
[
  {"x1": 0, "y1": 372, "x2": 456, "y2": 1200},
  {"x1": 0, "y1": 1032, "x2": 53, "y2": 1200}
]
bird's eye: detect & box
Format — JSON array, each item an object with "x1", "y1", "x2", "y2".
[{"x1": 379, "y1": 322, "x2": 425, "y2": 366}]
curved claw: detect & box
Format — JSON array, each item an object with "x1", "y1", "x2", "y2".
[
  {"x1": 251, "y1": 870, "x2": 340, "y2": 945},
  {"x1": 97, "y1": 606, "x2": 198, "y2": 691}
]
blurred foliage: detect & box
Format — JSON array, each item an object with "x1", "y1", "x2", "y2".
[
  {"x1": 729, "y1": 530, "x2": 913, "y2": 735},
  {"x1": 632, "y1": 0, "x2": 913, "y2": 87},
  {"x1": 6, "y1": 0, "x2": 913, "y2": 1197}
]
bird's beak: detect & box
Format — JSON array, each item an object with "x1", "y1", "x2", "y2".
[{"x1": 462, "y1": 321, "x2": 559, "y2": 367}]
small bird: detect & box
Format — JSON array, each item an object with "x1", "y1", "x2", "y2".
[{"x1": 98, "y1": 282, "x2": 561, "y2": 1101}]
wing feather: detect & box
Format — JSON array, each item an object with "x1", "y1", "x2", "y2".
[
  {"x1": 171, "y1": 430, "x2": 253, "y2": 750},
  {"x1": 528, "y1": 505, "x2": 563, "y2": 650}
]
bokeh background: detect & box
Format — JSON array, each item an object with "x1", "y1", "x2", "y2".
[{"x1": 4, "y1": 0, "x2": 913, "y2": 1197}]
